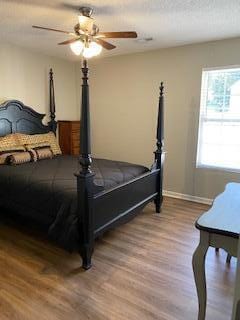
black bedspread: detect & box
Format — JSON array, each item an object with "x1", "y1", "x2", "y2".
[{"x1": 0, "y1": 156, "x2": 149, "y2": 250}]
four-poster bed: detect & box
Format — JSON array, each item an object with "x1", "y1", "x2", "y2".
[{"x1": 0, "y1": 64, "x2": 165, "y2": 270}]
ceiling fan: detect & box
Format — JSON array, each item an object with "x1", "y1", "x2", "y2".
[{"x1": 33, "y1": 6, "x2": 137, "y2": 58}]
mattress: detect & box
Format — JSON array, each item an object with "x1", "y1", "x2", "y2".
[{"x1": 0, "y1": 155, "x2": 149, "y2": 250}]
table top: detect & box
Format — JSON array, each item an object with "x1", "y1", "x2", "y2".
[{"x1": 196, "y1": 183, "x2": 240, "y2": 238}]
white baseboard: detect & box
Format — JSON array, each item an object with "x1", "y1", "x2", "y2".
[{"x1": 163, "y1": 190, "x2": 213, "y2": 205}]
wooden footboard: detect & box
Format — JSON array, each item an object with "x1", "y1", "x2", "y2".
[
  {"x1": 93, "y1": 169, "x2": 160, "y2": 238},
  {"x1": 77, "y1": 60, "x2": 165, "y2": 269}
]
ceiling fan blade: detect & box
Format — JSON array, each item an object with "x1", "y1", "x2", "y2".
[
  {"x1": 58, "y1": 38, "x2": 81, "y2": 45},
  {"x1": 95, "y1": 39, "x2": 116, "y2": 50},
  {"x1": 97, "y1": 31, "x2": 137, "y2": 39},
  {"x1": 32, "y1": 25, "x2": 75, "y2": 36}
]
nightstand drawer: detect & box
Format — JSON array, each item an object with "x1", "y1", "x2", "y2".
[
  {"x1": 71, "y1": 122, "x2": 80, "y2": 132},
  {"x1": 72, "y1": 147, "x2": 80, "y2": 155},
  {"x1": 72, "y1": 139, "x2": 80, "y2": 148},
  {"x1": 72, "y1": 129, "x2": 80, "y2": 136},
  {"x1": 72, "y1": 132, "x2": 80, "y2": 141}
]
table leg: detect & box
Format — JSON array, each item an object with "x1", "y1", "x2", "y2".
[
  {"x1": 192, "y1": 231, "x2": 210, "y2": 320},
  {"x1": 232, "y1": 237, "x2": 240, "y2": 320},
  {"x1": 226, "y1": 253, "x2": 232, "y2": 264}
]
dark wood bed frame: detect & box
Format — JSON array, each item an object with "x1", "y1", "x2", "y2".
[{"x1": 0, "y1": 63, "x2": 165, "y2": 270}]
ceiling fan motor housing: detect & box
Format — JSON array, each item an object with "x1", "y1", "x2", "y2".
[
  {"x1": 76, "y1": 7, "x2": 96, "y2": 35},
  {"x1": 78, "y1": 7, "x2": 93, "y2": 18}
]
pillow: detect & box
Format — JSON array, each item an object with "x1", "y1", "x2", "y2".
[
  {"x1": 28, "y1": 149, "x2": 38, "y2": 162},
  {"x1": 25, "y1": 142, "x2": 52, "y2": 162},
  {"x1": 35, "y1": 147, "x2": 53, "y2": 161},
  {"x1": 0, "y1": 146, "x2": 26, "y2": 165},
  {"x1": 8, "y1": 151, "x2": 32, "y2": 165},
  {"x1": 0, "y1": 134, "x2": 21, "y2": 152},
  {"x1": 25, "y1": 141, "x2": 51, "y2": 151},
  {"x1": 17, "y1": 132, "x2": 62, "y2": 156}
]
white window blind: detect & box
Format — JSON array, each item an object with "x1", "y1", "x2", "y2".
[{"x1": 197, "y1": 67, "x2": 240, "y2": 171}]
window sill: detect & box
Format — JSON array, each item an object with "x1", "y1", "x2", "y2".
[{"x1": 196, "y1": 164, "x2": 240, "y2": 174}]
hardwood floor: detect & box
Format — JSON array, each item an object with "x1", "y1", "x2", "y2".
[{"x1": 0, "y1": 197, "x2": 236, "y2": 320}]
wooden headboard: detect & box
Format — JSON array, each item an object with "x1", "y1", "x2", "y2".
[
  {"x1": 0, "y1": 100, "x2": 52, "y2": 137},
  {"x1": 0, "y1": 69, "x2": 57, "y2": 137}
]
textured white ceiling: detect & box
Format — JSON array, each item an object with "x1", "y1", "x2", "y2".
[{"x1": 1, "y1": 0, "x2": 240, "y2": 60}]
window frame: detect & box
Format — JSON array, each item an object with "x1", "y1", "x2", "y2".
[{"x1": 196, "y1": 65, "x2": 240, "y2": 173}]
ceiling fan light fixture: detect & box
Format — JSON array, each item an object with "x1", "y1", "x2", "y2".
[
  {"x1": 70, "y1": 40, "x2": 84, "y2": 55},
  {"x1": 82, "y1": 46, "x2": 94, "y2": 58},
  {"x1": 82, "y1": 41, "x2": 102, "y2": 58},
  {"x1": 90, "y1": 41, "x2": 102, "y2": 55}
]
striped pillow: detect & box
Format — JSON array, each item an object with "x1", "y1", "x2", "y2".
[
  {"x1": 28, "y1": 149, "x2": 38, "y2": 162},
  {"x1": 8, "y1": 152, "x2": 32, "y2": 165},
  {"x1": 35, "y1": 147, "x2": 53, "y2": 160},
  {"x1": 0, "y1": 146, "x2": 26, "y2": 165}
]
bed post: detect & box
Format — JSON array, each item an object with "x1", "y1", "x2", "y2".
[
  {"x1": 48, "y1": 68, "x2": 57, "y2": 134},
  {"x1": 154, "y1": 82, "x2": 164, "y2": 213},
  {"x1": 76, "y1": 59, "x2": 95, "y2": 270}
]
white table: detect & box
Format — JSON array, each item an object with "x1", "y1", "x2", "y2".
[{"x1": 192, "y1": 183, "x2": 240, "y2": 320}]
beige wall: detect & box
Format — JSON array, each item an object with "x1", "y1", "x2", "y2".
[
  {"x1": 2, "y1": 39, "x2": 240, "y2": 200},
  {"x1": 0, "y1": 43, "x2": 79, "y2": 122},
  {"x1": 87, "y1": 37, "x2": 240, "y2": 199}
]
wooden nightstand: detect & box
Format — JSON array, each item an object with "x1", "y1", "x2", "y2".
[{"x1": 58, "y1": 121, "x2": 80, "y2": 155}]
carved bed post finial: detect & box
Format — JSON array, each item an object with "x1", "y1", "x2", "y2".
[
  {"x1": 48, "y1": 68, "x2": 57, "y2": 134},
  {"x1": 154, "y1": 81, "x2": 165, "y2": 213}
]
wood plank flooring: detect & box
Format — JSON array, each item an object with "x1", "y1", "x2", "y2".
[{"x1": 0, "y1": 197, "x2": 236, "y2": 320}]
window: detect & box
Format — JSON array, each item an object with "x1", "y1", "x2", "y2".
[{"x1": 197, "y1": 67, "x2": 240, "y2": 171}]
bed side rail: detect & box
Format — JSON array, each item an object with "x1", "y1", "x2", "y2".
[{"x1": 93, "y1": 169, "x2": 160, "y2": 237}]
